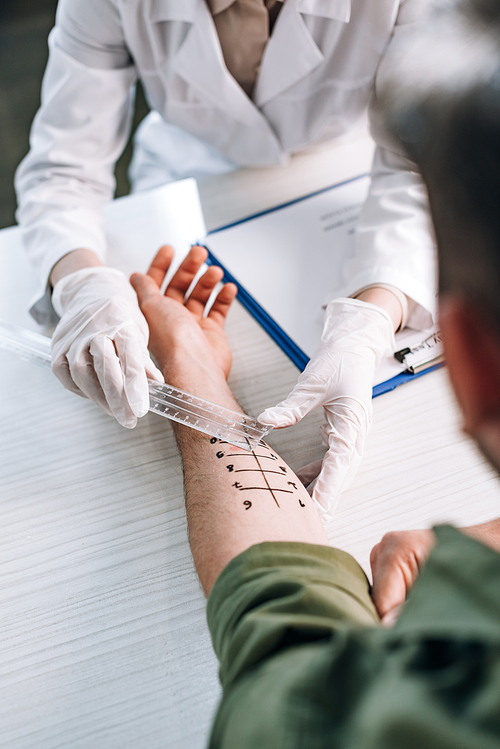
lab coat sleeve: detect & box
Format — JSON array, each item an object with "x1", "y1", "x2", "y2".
[
  {"x1": 339, "y1": 0, "x2": 437, "y2": 331},
  {"x1": 15, "y1": 1, "x2": 137, "y2": 324}
]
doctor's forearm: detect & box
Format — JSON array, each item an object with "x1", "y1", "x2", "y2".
[
  {"x1": 49, "y1": 249, "x2": 104, "y2": 287},
  {"x1": 354, "y1": 286, "x2": 404, "y2": 332}
]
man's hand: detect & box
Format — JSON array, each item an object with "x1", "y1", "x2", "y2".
[
  {"x1": 370, "y1": 519, "x2": 500, "y2": 625},
  {"x1": 258, "y1": 298, "x2": 395, "y2": 522},
  {"x1": 130, "y1": 245, "x2": 237, "y2": 394},
  {"x1": 370, "y1": 529, "x2": 436, "y2": 625}
]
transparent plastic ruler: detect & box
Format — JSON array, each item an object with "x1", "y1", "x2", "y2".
[{"x1": 0, "y1": 319, "x2": 272, "y2": 451}]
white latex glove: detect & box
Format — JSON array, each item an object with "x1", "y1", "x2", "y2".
[
  {"x1": 51, "y1": 266, "x2": 163, "y2": 428},
  {"x1": 258, "y1": 298, "x2": 395, "y2": 523}
]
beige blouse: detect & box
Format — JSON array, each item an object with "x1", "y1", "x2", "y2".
[{"x1": 206, "y1": 0, "x2": 284, "y2": 96}]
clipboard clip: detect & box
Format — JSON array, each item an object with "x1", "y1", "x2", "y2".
[{"x1": 394, "y1": 330, "x2": 444, "y2": 374}]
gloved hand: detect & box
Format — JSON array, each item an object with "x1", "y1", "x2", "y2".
[
  {"x1": 51, "y1": 266, "x2": 163, "y2": 428},
  {"x1": 258, "y1": 298, "x2": 395, "y2": 522}
]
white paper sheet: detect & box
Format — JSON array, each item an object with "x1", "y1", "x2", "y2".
[
  {"x1": 205, "y1": 176, "x2": 438, "y2": 387},
  {"x1": 106, "y1": 178, "x2": 206, "y2": 280}
]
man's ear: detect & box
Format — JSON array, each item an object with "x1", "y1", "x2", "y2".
[{"x1": 439, "y1": 295, "x2": 500, "y2": 436}]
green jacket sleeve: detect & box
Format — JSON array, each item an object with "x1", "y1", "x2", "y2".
[
  {"x1": 206, "y1": 529, "x2": 500, "y2": 749},
  {"x1": 207, "y1": 541, "x2": 379, "y2": 690}
]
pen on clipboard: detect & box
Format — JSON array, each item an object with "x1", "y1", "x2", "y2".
[{"x1": 394, "y1": 330, "x2": 444, "y2": 374}]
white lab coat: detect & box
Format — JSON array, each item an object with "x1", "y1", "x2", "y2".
[{"x1": 15, "y1": 0, "x2": 436, "y2": 327}]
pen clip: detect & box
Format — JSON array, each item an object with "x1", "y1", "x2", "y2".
[{"x1": 394, "y1": 331, "x2": 444, "y2": 374}]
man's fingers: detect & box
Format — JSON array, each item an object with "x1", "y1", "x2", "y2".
[
  {"x1": 381, "y1": 603, "x2": 405, "y2": 628},
  {"x1": 146, "y1": 245, "x2": 176, "y2": 287},
  {"x1": 133, "y1": 249, "x2": 236, "y2": 324},
  {"x1": 208, "y1": 282, "x2": 238, "y2": 323},
  {"x1": 185, "y1": 265, "x2": 224, "y2": 316},
  {"x1": 370, "y1": 543, "x2": 409, "y2": 621},
  {"x1": 165, "y1": 245, "x2": 208, "y2": 302},
  {"x1": 370, "y1": 530, "x2": 436, "y2": 620},
  {"x1": 130, "y1": 271, "x2": 161, "y2": 306}
]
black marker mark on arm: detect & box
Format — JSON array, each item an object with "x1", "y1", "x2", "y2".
[
  {"x1": 234, "y1": 487, "x2": 293, "y2": 494},
  {"x1": 212, "y1": 439, "x2": 301, "y2": 509},
  {"x1": 233, "y1": 469, "x2": 288, "y2": 476},
  {"x1": 252, "y1": 450, "x2": 280, "y2": 507}
]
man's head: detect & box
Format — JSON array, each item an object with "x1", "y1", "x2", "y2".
[{"x1": 379, "y1": 0, "x2": 500, "y2": 470}]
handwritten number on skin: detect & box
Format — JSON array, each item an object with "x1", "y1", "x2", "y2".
[
  {"x1": 226, "y1": 464, "x2": 234, "y2": 472},
  {"x1": 243, "y1": 500, "x2": 252, "y2": 510}
]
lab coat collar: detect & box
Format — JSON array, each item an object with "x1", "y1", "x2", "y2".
[
  {"x1": 254, "y1": 0, "x2": 338, "y2": 107},
  {"x1": 151, "y1": 0, "x2": 351, "y2": 23},
  {"x1": 170, "y1": 0, "x2": 281, "y2": 145},
  {"x1": 151, "y1": 0, "x2": 198, "y2": 23},
  {"x1": 150, "y1": 0, "x2": 351, "y2": 25},
  {"x1": 156, "y1": 0, "x2": 352, "y2": 141},
  {"x1": 296, "y1": 0, "x2": 351, "y2": 22}
]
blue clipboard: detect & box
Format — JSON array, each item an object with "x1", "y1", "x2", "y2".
[{"x1": 202, "y1": 179, "x2": 443, "y2": 399}]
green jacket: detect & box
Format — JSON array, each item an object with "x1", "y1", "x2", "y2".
[{"x1": 207, "y1": 526, "x2": 500, "y2": 748}]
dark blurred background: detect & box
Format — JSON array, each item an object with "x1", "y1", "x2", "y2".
[{"x1": 0, "y1": 0, "x2": 149, "y2": 229}]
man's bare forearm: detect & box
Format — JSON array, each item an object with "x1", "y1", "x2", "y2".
[
  {"x1": 130, "y1": 247, "x2": 329, "y2": 596},
  {"x1": 167, "y1": 357, "x2": 328, "y2": 595},
  {"x1": 462, "y1": 517, "x2": 500, "y2": 552}
]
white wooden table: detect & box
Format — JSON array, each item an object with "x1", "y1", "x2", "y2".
[{"x1": 1, "y1": 136, "x2": 499, "y2": 749}]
